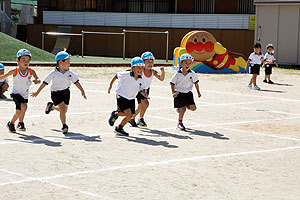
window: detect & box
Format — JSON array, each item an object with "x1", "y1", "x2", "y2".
[
  {"x1": 238, "y1": 0, "x2": 255, "y2": 14},
  {"x1": 194, "y1": 0, "x2": 215, "y2": 14},
  {"x1": 114, "y1": 0, "x2": 127, "y2": 12},
  {"x1": 128, "y1": 0, "x2": 141, "y2": 13},
  {"x1": 113, "y1": 0, "x2": 170, "y2": 13}
]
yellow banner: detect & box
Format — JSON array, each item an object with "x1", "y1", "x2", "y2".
[{"x1": 249, "y1": 15, "x2": 256, "y2": 30}]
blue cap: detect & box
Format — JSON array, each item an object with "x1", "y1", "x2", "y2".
[
  {"x1": 141, "y1": 51, "x2": 155, "y2": 61},
  {"x1": 180, "y1": 53, "x2": 194, "y2": 63},
  {"x1": 0, "y1": 63, "x2": 4, "y2": 69},
  {"x1": 55, "y1": 51, "x2": 71, "y2": 62},
  {"x1": 16, "y1": 49, "x2": 32, "y2": 58},
  {"x1": 131, "y1": 57, "x2": 145, "y2": 67}
]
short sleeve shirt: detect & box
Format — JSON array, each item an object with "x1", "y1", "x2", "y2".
[
  {"x1": 170, "y1": 69, "x2": 199, "y2": 93},
  {"x1": 43, "y1": 68, "x2": 79, "y2": 91},
  {"x1": 264, "y1": 53, "x2": 276, "y2": 62},
  {"x1": 248, "y1": 52, "x2": 264, "y2": 65},
  {"x1": 116, "y1": 71, "x2": 145, "y2": 100}
]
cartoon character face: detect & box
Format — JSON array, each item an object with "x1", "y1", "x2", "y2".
[{"x1": 183, "y1": 31, "x2": 216, "y2": 61}]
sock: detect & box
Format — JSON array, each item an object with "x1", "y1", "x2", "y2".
[
  {"x1": 118, "y1": 125, "x2": 123, "y2": 129},
  {"x1": 10, "y1": 120, "x2": 15, "y2": 124},
  {"x1": 18, "y1": 122, "x2": 24, "y2": 124},
  {"x1": 179, "y1": 120, "x2": 183, "y2": 123},
  {"x1": 140, "y1": 118, "x2": 144, "y2": 121}
]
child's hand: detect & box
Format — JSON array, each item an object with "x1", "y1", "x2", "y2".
[
  {"x1": 82, "y1": 91, "x2": 87, "y2": 99},
  {"x1": 31, "y1": 91, "x2": 39, "y2": 97},
  {"x1": 33, "y1": 79, "x2": 41, "y2": 84},
  {"x1": 160, "y1": 67, "x2": 165, "y2": 72},
  {"x1": 172, "y1": 92, "x2": 177, "y2": 98},
  {"x1": 108, "y1": 86, "x2": 112, "y2": 94},
  {"x1": 198, "y1": 93, "x2": 202, "y2": 98}
]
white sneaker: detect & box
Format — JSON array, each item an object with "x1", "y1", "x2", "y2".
[
  {"x1": 253, "y1": 85, "x2": 261, "y2": 90},
  {"x1": 248, "y1": 84, "x2": 252, "y2": 89}
]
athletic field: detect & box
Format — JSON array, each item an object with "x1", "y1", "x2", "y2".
[{"x1": 0, "y1": 66, "x2": 299, "y2": 199}]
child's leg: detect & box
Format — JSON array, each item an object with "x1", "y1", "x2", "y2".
[
  {"x1": 266, "y1": 74, "x2": 270, "y2": 81},
  {"x1": 249, "y1": 75, "x2": 253, "y2": 85},
  {"x1": 0, "y1": 83, "x2": 8, "y2": 94},
  {"x1": 11, "y1": 110, "x2": 21, "y2": 123},
  {"x1": 139, "y1": 99, "x2": 149, "y2": 119},
  {"x1": 178, "y1": 106, "x2": 187, "y2": 121},
  {"x1": 131, "y1": 103, "x2": 142, "y2": 119},
  {"x1": 186, "y1": 105, "x2": 197, "y2": 111},
  {"x1": 18, "y1": 103, "x2": 28, "y2": 123},
  {"x1": 117, "y1": 109, "x2": 132, "y2": 127},
  {"x1": 57, "y1": 102, "x2": 68, "y2": 125},
  {"x1": 252, "y1": 74, "x2": 257, "y2": 86}
]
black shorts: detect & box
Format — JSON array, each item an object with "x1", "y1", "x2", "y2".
[
  {"x1": 51, "y1": 88, "x2": 70, "y2": 106},
  {"x1": 136, "y1": 88, "x2": 150, "y2": 104},
  {"x1": 117, "y1": 95, "x2": 135, "y2": 114},
  {"x1": 265, "y1": 64, "x2": 275, "y2": 75},
  {"x1": 11, "y1": 93, "x2": 28, "y2": 110},
  {"x1": 250, "y1": 64, "x2": 260, "y2": 75},
  {"x1": 174, "y1": 91, "x2": 195, "y2": 108}
]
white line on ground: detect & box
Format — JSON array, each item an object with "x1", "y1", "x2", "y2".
[{"x1": 1, "y1": 145, "x2": 300, "y2": 187}]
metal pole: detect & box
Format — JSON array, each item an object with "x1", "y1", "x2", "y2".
[
  {"x1": 166, "y1": 31, "x2": 169, "y2": 62},
  {"x1": 81, "y1": 31, "x2": 84, "y2": 57},
  {"x1": 42, "y1": 32, "x2": 45, "y2": 50},
  {"x1": 123, "y1": 30, "x2": 126, "y2": 60}
]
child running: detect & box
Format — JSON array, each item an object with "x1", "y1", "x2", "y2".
[
  {"x1": 0, "y1": 63, "x2": 9, "y2": 99},
  {"x1": 263, "y1": 43, "x2": 278, "y2": 84},
  {"x1": 170, "y1": 53, "x2": 201, "y2": 131},
  {"x1": 247, "y1": 43, "x2": 264, "y2": 90},
  {"x1": 31, "y1": 51, "x2": 86, "y2": 134},
  {"x1": 0, "y1": 49, "x2": 41, "y2": 132},
  {"x1": 108, "y1": 57, "x2": 148, "y2": 136},
  {"x1": 128, "y1": 51, "x2": 165, "y2": 127}
]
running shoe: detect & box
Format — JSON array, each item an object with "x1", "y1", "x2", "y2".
[
  {"x1": 62, "y1": 124, "x2": 69, "y2": 134},
  {"x1": 177, "y1": 122, "x2": 186, "y2": 131},
  {"x1": 115, "y1": 126, "x2": 129, "y2": 136},
  {"x1": 128, "y1": 119, "x2": 138, "y2": 127},
  {"x1": 247, "y1": 84, "x2": 252, "y2": 89},
  {"x1": 45, "y1": 102, "x2": 54, "y2": 114},
  {"x1": 176, "y1": 108, "x2": 181, "y2": 113},
  {"x1": 108, "y1": 111, "x2": 118, "y2": 126},
  {"x1": 268, "y1": 80, "x2": 274, "y2": 84},
  {"x1": 17, "y1": 122, "x2": 26, "y2": 131},
  {"x1": 7, "y1": 121, "x2": 16, "y2": 133},
  {"x1": 137, "y1": 118, "x2": 147, "y2": 127},
  {"x1": 263, "y1": 79, "x2": 267, "y2": 83},
  {"x1": 253, "y1": 85, "x2": 261, "y2": 90}
]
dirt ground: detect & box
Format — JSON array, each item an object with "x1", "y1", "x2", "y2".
[{"x1": 0, "y1": 66, "x2": 300, "y2": 200}]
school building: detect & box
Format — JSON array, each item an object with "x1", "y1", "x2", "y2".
[{"x1": 28, "y1": 0, "x2": 258, "y2": 60}]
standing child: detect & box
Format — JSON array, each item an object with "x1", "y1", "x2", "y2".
[
  {"x1": 0, "y1": 49, "x2": 41, "y2": 132},
  {"x1": 128, "y1": 51, "x2": 165, "y2": 127},
  {"x1": 108, "y1": 57, "x2": 147, "y2": 136},
  {"x1": 263, "y1": 44, "x2": 278, "y2": 84},
  {"x1": 247, "y1": 43, "x2": 264, "y2": 90},
  {"x1": 0, "y1": 63, "x2": 9, "y2": 99},
  {"x1": 170, "y1": 53, "x2": 201, "y2": 131},
  {"x1": 31, "y1": 51, "x2": 86, "y2": 134}
]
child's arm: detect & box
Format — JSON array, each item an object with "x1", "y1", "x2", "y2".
[
  {"x1": 75, "y1": 81, "x2": 87, "y2": 99},
  {"x1": 194, "y1": 82, "x2": 201, "y2": 98},
  {"x1": 171, "y1": 84, "x2": 177, "y2": 98},
  {"x1": 31, "y1": 82, "x2": 47, "y2": 97},
  {"x1": 31, "y1": 69, "x2": 41, "y2": 84},
  {"x1": 0, "y1": 69, "x2": 16, "y2": 81},
  {"x1": 154, "y1": 67, "x2": 165, "y2": 81},
  {"x1": 108, "y1": 75, "x2": 117, "y2": 94}
]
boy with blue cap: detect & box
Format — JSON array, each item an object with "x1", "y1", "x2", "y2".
[
  {"x1": 129, "y1": 51, "x2": 165, "y2": 127},
  {"x1": 170, "y1": 53, "x2": 201, "y2": 130},
  {"x1": 0, "y1": 49, "x2": 41, "y2": 132},
  {"x1": 31, "y1": 51, "x2": 86, "y2": 134},
  {"x1": 108, "y1": 57, "x2": 148, "y2": 136},
  {"x1": 0, "y1": 63, "x2": 9, "y2": 99}
]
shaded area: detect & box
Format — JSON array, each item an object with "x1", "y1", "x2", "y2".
[
  {"x1": 139, "y1": 128, "x2": 192, "y2": 140},
  {"x1": 5, "y1": 132, "x2": 61, "y2": 147},
  {"x1": 50, "y1": 129, "x2": 101, "y2": 142},
  {"x1": 184, "y1": 128, "x2": 230, "y2": 140},
  {"x1": 272, "y1": 82, "x2": 293, "y2": 86},
  {"x1": 119, "y1": 135, "x2": 178, "y2": 148},
  {"x1": 259, "y1": 89, "x2": 285, "y2": 93}
]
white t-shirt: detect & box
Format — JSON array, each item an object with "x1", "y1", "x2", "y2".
[
  {"x1": 11, "y1": 67, "x2": 32, "y2": 99},
  {"x1": 142, "y1": 69, "x2": 154, "y2": 89},
  {"x1": 248, "y1": 52, "x2": 264, "y2": 65},
  {"x1": 170, "y1": 69, "x2": 199, "y2": 93},
  {"x1": 43, "y1": 68, "x2": 79, "y2": 91},
  {"x1": 116, "y1": 71, "x2": 145, "y2": 100},
  {"x1": 264, "y1": 52, "x2": 276, "y2": 62}
]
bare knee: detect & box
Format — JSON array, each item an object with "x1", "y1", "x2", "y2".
[
  {"x1": 124, "y1": 109, "x2": 132, "y2": 117},
  {"x1": 21, "y1": 103, "x2": 28, "y2": 111},
  {"x1": 2, "y1": 84, "x2": 9, "y2": 91}
]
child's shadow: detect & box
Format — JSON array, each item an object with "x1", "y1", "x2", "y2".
[
  {"x1": 139, "y1": 128, "x2": 192, "y2": 140},
  {"x1": 119, "y1": 135, "x2": 178, "y2": 148},
  {"x1": 185, "y1": 128, "x2": 230, "y2": 140},
  {"x1": 259, "y1": 89, "x2": 285, "y2": 93},
  {"x1": 6, "y1": 132, "x2": 61, "y2": 147},
  {"x1": 0, "y1": 98, "x2": 13, "y2": 102},
  {"x1": 50, "y1": 129, "x2": 101, "y2": 142},
  {"x1": 272, "y1": 82, "x2": 293, "y2": 86}
]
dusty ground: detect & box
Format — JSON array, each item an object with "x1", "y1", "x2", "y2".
[{"x1": 0, "y1": 66, "x2": 300, "y2": 200}]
